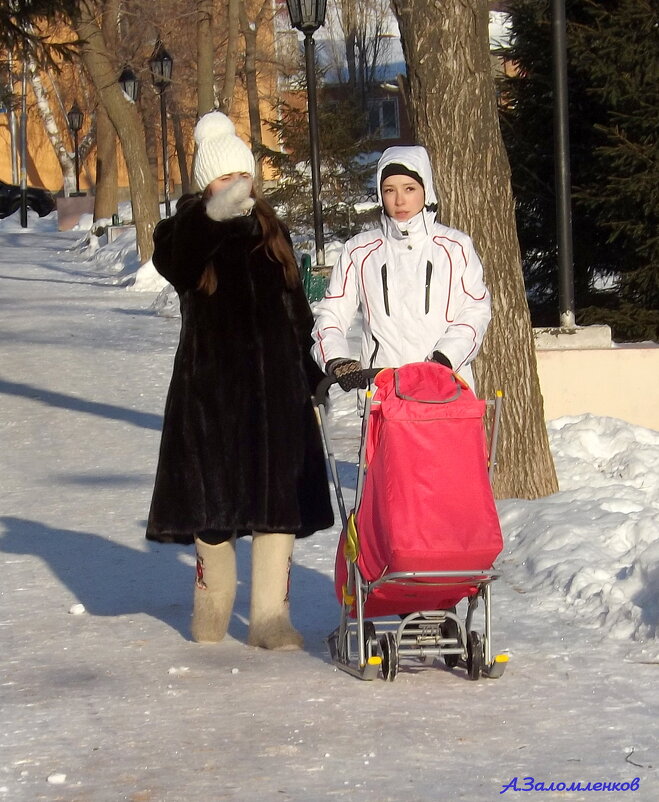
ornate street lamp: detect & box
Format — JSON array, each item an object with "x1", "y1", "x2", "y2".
[
  {"x1": 286, "y1": 0, "x2": 327, "y2": 265},
  {"x1": 66, "y1": 102, "x2": 84, "y2": 195},
  {"x1": 118, "y1": 66, "x2": 140, "y2": 102},
  {"x1": 149, "y1": 39, "x2": 173, "y2": 217}
]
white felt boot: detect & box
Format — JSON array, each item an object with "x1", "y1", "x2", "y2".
[
  {"x1": 248, "y1": 532, "x2": 303, "y2": 651},
  {"x1": 191, "y1": 536, "x2": 237, "y2": 643}
]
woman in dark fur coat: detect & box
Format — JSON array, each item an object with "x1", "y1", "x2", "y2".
[{"x1": 146, "y1": 111, "x2": 333, "y2": 650}]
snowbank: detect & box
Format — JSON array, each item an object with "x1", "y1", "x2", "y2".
[{"x1": 499, "y1": 414, "x2": 659, "y2": 658}]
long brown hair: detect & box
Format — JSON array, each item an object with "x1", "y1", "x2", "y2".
[{"x1": 197, "y1": 187, "x2": 300, "y2": 296}]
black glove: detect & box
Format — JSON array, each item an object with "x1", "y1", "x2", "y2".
[
  {"x1": 326, "y1": 358, "x2": 368, "y2": 392},
  {"x1": 431, "y1": 351, "x2": 453, "y2": 369}
]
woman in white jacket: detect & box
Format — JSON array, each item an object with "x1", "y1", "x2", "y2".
[{"x1": 311, "y1": 146, "x2": 491, "y2": 391}]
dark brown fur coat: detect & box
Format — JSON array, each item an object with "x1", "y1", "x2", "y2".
[{"x1": 146, "y1": 195, "x2": 333, "y2": 544}]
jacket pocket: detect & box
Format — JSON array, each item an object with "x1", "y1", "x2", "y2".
[
  {"x1": 380, "y1": 263, "x2": 390, "y2": 316},
  {"x1": 424, "y1": 261, "x2": 433, "y2": 314}
]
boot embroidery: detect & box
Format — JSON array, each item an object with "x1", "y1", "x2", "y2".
[
  {"x1": 284, "y1": 555, "x2": 292, "y2": 605},
  {"x1": 195, "y1": 554, "x2": 207, "y2": 590}
]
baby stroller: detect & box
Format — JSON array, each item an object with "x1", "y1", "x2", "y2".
[{"x1": 314, "y1": 362, "x2": 508, "y2": 682}]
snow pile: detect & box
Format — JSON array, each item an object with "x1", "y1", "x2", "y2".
[
  {"x1": 489, "y1": 9, "x2": 512, "y2": 49},
  {"x1": 75, "y1": 211, "x2": 95, "y2": 230},
  {"x1": 89, "y1": 231, "x2": 141, "y2": 283},
  {"x1": 150, "y1": 283, "x2": 180, "y2": 317},
  {"x1": 0, "y1": 208, "x2": 58, "y2": 232},
  {"x1": 57, "y1": 226, "x2": 142, "y2": 287},
  {"x1": 499, "y1": 414, "x2": 659, "y2": 657},
  {"x1": 131, "y1": 259, "x2": 169, "y2": 293},
  {"x1": 323, "y1": 238, "x2": 346, "y2": 267}
]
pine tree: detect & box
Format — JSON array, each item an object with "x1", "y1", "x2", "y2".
[
  {"x1": 263, "y1": 94, "x2": 378, "y2": 246},
  {"x1": 498, "y1": 0, "x2": 659, "y2": 340},
  {"x1": 571, "y1": 0, "x2": 659, "y2": 310},
  {"x1": 0, "y1": 1, "x2": 80, "y2": 64}
]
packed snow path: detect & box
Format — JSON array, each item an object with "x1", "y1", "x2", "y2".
[{"x1": 1, "y1": 220, "x2": 657, "y2": 801}]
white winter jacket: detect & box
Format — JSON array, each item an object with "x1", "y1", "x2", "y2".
[{"x1": 311, "y1": 146, "x2": 491, "y2": 389}]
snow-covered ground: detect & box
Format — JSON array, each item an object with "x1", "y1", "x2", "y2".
[{"x1": 1, "y1": 211, "x2": 657, "y2": 801}]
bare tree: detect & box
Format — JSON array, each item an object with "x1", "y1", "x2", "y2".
[
  {"x1": 170, "y1": 97, "x2": 191, "y2": 194},
  {"x1": 218, "y1": 0, "x2": 240, "y2": 115},
  {"x1": 330, "y1": 0, "x2": 393, "y2": 107},
  {"x1": 239, "y1": 0, "x2": 271, "y2": 188},
  {"x1": 194, "y1": 0, "x2": 241, "y2": 117},
  {"x1": 94, "y1": 0, "x2": 119, "y2": 219},
  {"x1": 94, "y1": 103, "x2": 118, "y2": 218},
  {"x1": 26, "y1": 56, "x2": 79, "y2": 195},
  {"x1": 196, "y1": 0, "x2": 214, "y2": 115},
  {"x1": 75, "y1": 0, "x2": 160, "y2": 262},
  {"x1": 339, "y1": 0, "x2": 358, "y2": 91},
  {"x1": 2, "y1": 8, "x2": 84, "y2": 195},
  {"x1": 390, "y1": 0, "x2": 557, "y2": 498}
]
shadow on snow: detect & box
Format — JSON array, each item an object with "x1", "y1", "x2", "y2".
[
  {"x1": 0, "y1": 516, "x2": 339, "y2": 661},
  {"x1": 0, "y1": 376, "x2": 163, "y2": 431}
]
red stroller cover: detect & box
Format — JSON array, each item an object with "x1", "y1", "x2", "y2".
[{"x1": 335, "y1": 362, "x2": 503, "y2": 617}]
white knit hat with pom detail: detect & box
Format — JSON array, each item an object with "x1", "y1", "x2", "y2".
[{"x1": 193, "y1": 111, "x2": 256, "y2": 190}]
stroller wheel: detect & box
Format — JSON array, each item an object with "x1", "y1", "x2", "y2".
[
  {"x1": 442, "y1": 616, "x2": 460, "y2": 669},
  {"x1": 466, "y1": 631, "x2": 484, "y2": 681},
  {"x1": 363, "y1": 621, "x2": 380, "y2": 662},
  {"x1": 380, "y1": 632, "x2": 399, "y2": 681}
]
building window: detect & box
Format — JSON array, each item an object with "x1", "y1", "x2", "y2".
[{"x1": 367, "y1": 98, "x2": 400, "y2": 139}]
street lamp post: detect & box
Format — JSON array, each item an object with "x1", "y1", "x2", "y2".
[
  {"x1": 551, "y1": 0, "x2": 575, "y2": 329},
  {"x1": 148, "y1": 40, "x2": 173, "y2": 218},
  {"x1": 20, "y1": 54, "x2": 28, "y2": 228},
  {"x1": 7, "y1": 50, "x2": 19, "y2": 185},
  {"x1": 286, "y1": 0, "x2": 327, "y2": 266},
  {"x1": 66, "y1": 102, "x2": 84, "y2": 195}
]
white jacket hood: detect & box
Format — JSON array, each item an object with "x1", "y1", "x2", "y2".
[{"x1": 375, "y1": 146, "x2": 438, "y2": 209}]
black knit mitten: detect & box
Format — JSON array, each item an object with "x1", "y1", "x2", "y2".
[{"x1": 326, "y1": 358, "x2": 368, "y2": 392}]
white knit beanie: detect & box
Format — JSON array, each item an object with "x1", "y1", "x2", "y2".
[{"x1": 193, "y1": 112, "x2": 256, "y2": 191}]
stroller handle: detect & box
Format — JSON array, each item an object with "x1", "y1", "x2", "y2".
[{"x1": 314, "y1": 368, "x2": 382, "y2": 407}]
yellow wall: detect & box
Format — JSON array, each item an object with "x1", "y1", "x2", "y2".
[{"x1": 536, "y1": 346, "x2": 659, "y2": 431}]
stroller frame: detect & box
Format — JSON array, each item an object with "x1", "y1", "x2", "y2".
[{"x1": 315, "y1": 369, "x2": 508, "y2": 682}]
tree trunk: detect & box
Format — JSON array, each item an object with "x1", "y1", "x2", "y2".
[
  {"x1": 197, "y1": 0, "x2": 215, "y2": 116},
  {"x1": 239, "y1": 1, "x2": 268, "y2": 188},
  {"x1": 94, "y1": 0, "x2": 119, "y2": 220},
  {"x1": 341, "y1": 0, "x2": 358, "y2": 89},
  {"x1": 94, "y1": 104, "x2": 118, "y2": 220},
  {"x1": 27, "y1": 57, "x2": 76, "y2": 195},
  {"x1": 170, "y1": 99, "x2": 190, "y2": 195},
  {"x1": 390, "y1": 0, "x2": 558, "y2": 499},
  {"x1": 143, "y1": 101, "x2": 159, "y2": 189},
  {"x1": 75, "y1": 0, "x2": 160, "y2": 263},
  {"x1": 218, "y1": 0, "x2": 240, "y2": 115}
]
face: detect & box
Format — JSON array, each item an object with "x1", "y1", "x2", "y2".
[
  {"x1": 381, "y1": 174, "x2": 425, "y2": 222},
  {"x1": 206, "y1": 172, "x2": 253, "y2": 196}
]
